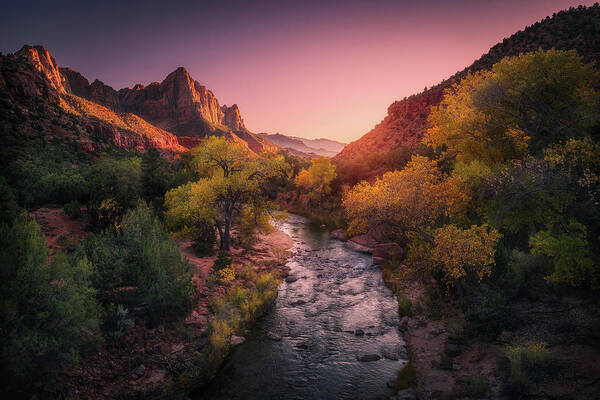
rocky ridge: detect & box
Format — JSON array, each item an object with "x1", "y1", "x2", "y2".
[{"x1": 336, "y1": 4, "x2": 600, "y2": 169}]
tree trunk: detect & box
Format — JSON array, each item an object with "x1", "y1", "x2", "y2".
[{"x1": 222, "y1": 214, "x2": 231, "y2": 251}]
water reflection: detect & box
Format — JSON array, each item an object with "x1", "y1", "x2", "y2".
[{"x1": 195, "y1": 214, "x2": 406, "y2": 400}]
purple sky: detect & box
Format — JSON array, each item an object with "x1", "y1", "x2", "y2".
[{"x1": 1, "y1": 0, "x2": 595, "y2": 142}]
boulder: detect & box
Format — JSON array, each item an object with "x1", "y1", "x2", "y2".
[
  {"x1": 230, "y1": 335, "x2": 246, "y2": 347},
  {"x1": 344, "y1": 234, "x2": 377, "y2": 253},
  {"x1": 330, "y1": 229, "x2": 346, "y2": 241},
  {"x1": 372, "y1": 242, "x2": 405, "y2": 265}
]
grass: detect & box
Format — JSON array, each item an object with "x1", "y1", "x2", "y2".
[
  {"x1": 394, "y1": 360, "x2": 417, "y2": 391},
  {"x1": 446, "y1": 318, "x2": 466, "y2": 342},
  {"x1": 504, "y1": 342, "x2": 551, "y2": 393},
  {"x1": 397, "y1": 292, "x2": 413, "y2": 318},
  {"x1": 206, "y1": 270, "x2": 280, "y2": 364}
]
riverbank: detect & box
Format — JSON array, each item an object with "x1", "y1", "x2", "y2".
[{"x1": 34, "y1": 207, "x2": 294, "y2": 399}]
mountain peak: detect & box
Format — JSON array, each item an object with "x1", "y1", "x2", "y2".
[{"x1": 15, "y1": 44, "x2": 71, "y2": 94}]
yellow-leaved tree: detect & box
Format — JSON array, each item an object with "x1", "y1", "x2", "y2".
[
  {"x1": 343, "y1": 155, "x2": 500, "y2": 286},
  {"x1": 165, "y1": 137, "x2": 288, "y2": 251}
]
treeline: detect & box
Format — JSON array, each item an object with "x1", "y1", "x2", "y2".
[
  {"x1": 342, "y1": 48, "x2": 600, "y2": 395},
  {"x1": 0, "y1": 136, "x2": 197, "y2": 395},
  {"x1": 0, "y1": 130, "x2": 300, "y2": 396},
  {"x1": 343, "y1": 49, "x2": 600, "y2": 340}
]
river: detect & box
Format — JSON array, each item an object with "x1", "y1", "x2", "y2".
[{"x1": 196, "y1": 214, "x2": 407, "y2": 399}]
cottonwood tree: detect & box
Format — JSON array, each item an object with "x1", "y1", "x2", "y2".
[
  {"x1": 425, "y1": 49, "x2": 599, "y2": 164},
  {"x1": 165, "y1": 137, "x2": 287, "y2": 251},
  {"x1": 343, "y1": 155, "x2": 500, "y2": 286},
  {"x1": 294, "y1": 156, "x2": 337, "y2": 200}
]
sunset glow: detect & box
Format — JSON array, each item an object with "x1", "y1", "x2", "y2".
[{"x1": 1, "y1": 0, "x2": 596, "y2": 142}]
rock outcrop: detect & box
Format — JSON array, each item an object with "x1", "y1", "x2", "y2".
[
  {"x1": 1, "y1": 46, "x2": 185, "y2": 155},
  {"x1": 60, "y1": 63, "x2": 277, "y2": 152},
  {"x1": 335, "y1": 5, "x2": 600, "y2": 177}
]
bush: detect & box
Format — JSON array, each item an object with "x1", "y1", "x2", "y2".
[
  {"x1": 0, "y1": 177, "x2": 18, "y2": 224},
  {"x1": 76, "y1": 201, "x2": 193, "y2": 323},
  {"x1": 394, "y1": 360, "x2": 417, "y2": 391},
  {"x1": 213, "y1": 250, "x2": 232, "y2": 271},
  {"x1": 397, "y1": 292, "x2": 413, "y2": 317},
  {"x1": 505, "y1": 342, "x2": 551, "y2": 393},
  {"x1": 192, "y1": 221, "x2": 217, "y2": 255},
  {"x1": 464, "y1": 288, "x2": 513, "y2": 339},
  {"x1": 0, "y1": 216, "x2": 101, "y2": 394},
  {"x1": 102, "y1": 304, "x2": 135, "y2": 339},
  {"x1": 63, "y1": 200, "x2": 82, "y2": 219}
]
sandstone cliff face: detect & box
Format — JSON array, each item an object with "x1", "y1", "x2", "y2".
[
  {"x1": 1, "y1": 46, "x2": 184, "y2": 155},
  {"x1": 15, "y1": 45, "x2": 71, "y2": 94},
  {"x1": 336, "y1": 5, "x2": 600, "y2": 167},
  {"x1": 336, "y1": 88, "x2": 443, "y2": 160},
  {"x1": 59, "y1": 62, "x2": 278, "y2": 152},
  {"x1": 221, "y1": 104, "x2": 246, "y2": 131}
]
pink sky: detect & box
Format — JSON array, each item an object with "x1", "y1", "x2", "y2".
[{"x1": 2, "y1": 0, "x2": 596, "y2": 142}]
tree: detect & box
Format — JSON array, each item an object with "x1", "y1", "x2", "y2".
[
  {"x1": 141, "y1": 148, "x2": 171, "y2": 200},
  {"x1": 343, "y1": 155, "x2": 500, "y2": 286},
  {"x1": 425, "y1": 49, "x2": 599, "y2": 164},
  {"x1": 0, "y1": 216, "x2": 101, "y2": 393},
  {"x1": 295, "y1": 156, "x2": 337, "y2": 199},
  {"x1": 75, "y1": 201, "x2": 193, "y2": 322},
  {"x1": 165, "y1": 137, "x2": 287, "y2": 251}
]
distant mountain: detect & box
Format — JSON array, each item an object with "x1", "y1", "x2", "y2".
[
  {"x1": 258, "y1": 133, "x2": 345, "y2": 157},
  {"x1": 335, "y1": 4, "x2": 600, "y2": 171}
]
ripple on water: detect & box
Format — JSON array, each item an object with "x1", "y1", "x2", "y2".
[{"x1": 195, "y1": 214, "x2": 407, "y2": 400}]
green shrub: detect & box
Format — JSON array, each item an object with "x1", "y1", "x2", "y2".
[
  {"x1": 394, "y1": 360, "x2": 417, "y2": 391},
  {"x1": 192, "y1": 221, "x2": 217, "y2": 255},
  {"x1": 0, "y1": 216, "x2": 101, "y2": 394},
  {"x1": 505, "y1": 342, "x2": 550, "y2": 391},
  {"x1": 63, "y1": 200, "x2": 82, "y2": 219},
  {"x1": 447, "y1": 318, "x2": 466, "y2": 342},
  {"x1": 213, "y1": 250, "x2": 233, "y2": 271},
  {"x1": 464, "y1": 288, "x2": 513, "y2": 339},
  {"x1": 397, "y1": 292, "x2": 413, "y2": 317},
  {"x1": 76, "y1": 201, "x2": 193, "y2": 324},
  {"x1": 102, "y1": 304, "x2": 135, "y2": 339},
  {"x1": 0, "y1": 177, "x2": 18, "y2": 224}
]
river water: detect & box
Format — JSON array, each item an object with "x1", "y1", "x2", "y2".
[{"x1": 196, "y1": 214, "x2": 407, "y2": 400}]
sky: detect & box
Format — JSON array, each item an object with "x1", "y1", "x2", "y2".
[{"x1": 1, "y1": 0, "x2": 596, "y2": 142}]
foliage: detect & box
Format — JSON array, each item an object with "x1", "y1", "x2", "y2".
[
  {"x1": 206, "y1": 271, "x2": 280, "y2": 364},
  {"x1": 428, "y1": 224, "x2": 501, "y2": 284},
  {"x1": 102, "y1": 304, "x2": 135, "y2": 339},
  {"x1": 530, "y1": 226, "x2": 598, "y2": 289},
  {"x1": 213, "y1": 250, "x2": 233, "y2": 271},
  {"x1": 165, "y1": 137, "x2": 288, "y2": 251},
  {"x1": 0, "y1": 216, "x2": 101, "y2": 393},
  {"x1": 294, "y1": 156, "x2": 337, "y2": 199},
  {"x1": 455, "y1": 376, "x2": 491, "y2": 398},
  {"x1": 141, "y1": 148, "x2": 172, "y2": 200},
  {"x1": 0, "y1": 177, "x2": 18, "y2": 224},
  {"x1": 215, "y1": 266, "x2": 237, "y2": 284},
  {"x1": 85, "y1": 156, "x2": 141, "y2": 228},
  {"x1": 76, "y1": 201, "x2": 193, "y2": 322},
  {"x1": 397, "y1": 292, "x2": 413, "y2": 317},
  {"x1": 505, "y1": 342, "x2": 550, "y2": 391},
  {"x1": 63, "y1": 200, "x2": 82, "y2": 219},
  {"x1": 426, "y1": 49, "x2": 599, "y2": 164},
  {"x1": 393, "y1": 360, "x2": 417, "y2": 391}
]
